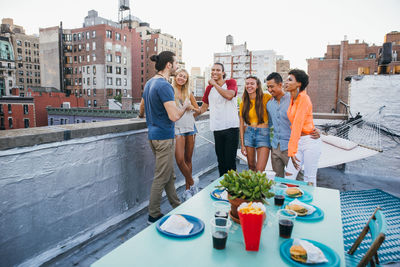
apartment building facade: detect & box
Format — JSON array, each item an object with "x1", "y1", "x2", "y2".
[
  {"x1": 307, "y1": 32, "x2": 400, "y2": 113},
  {"x1": 214, "y1": 43, "x2": 283, "y2": 94},
  {"x1": 1, "y1": 19, "x2": 41, "y2": 95}
]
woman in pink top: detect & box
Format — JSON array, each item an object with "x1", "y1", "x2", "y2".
[{"x1": 284, "y1": 69, "x2": 321, "y2": 186}]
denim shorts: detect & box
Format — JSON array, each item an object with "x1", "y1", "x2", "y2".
[
  {"x1": 176, "y1": 124, "x2": 198, "y2": 137},
  {"x1": 244, "y1": 126, "x2": 271, "y2": 148}
]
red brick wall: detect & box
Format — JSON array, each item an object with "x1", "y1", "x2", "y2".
[
  {"x1": 29, "y1": 89, "x2": 85, "y2": 126},
  {"x1": 1, "y1": 101, "x2": 35, "y2": 130},
  {"x1": 130, "y1": 29, "x2": 142, "y2": 102}
]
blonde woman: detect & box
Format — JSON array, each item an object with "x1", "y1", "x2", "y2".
[{"x1": 173, "y1": 69, "x2": 201, "y2": 200}]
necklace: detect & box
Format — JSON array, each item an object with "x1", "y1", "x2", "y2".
[{"x1": 156, "y1": 72, "x2": 168, "y2": 80}]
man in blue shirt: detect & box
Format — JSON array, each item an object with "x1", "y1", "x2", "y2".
[
  {"x1": 139, "y1": 51, "x2": 190, "y2": 224},
  {"x1": 266, "y1": 72, "x2": 319, "y2": 178}
]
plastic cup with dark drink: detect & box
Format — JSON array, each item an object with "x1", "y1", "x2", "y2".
[
  {"x1": 277, "y1": 209, "x2": 297, "y2": 238},
  {"x1": 272, "y1": 184, "x2": 288, "y2": 206},
  {"x1": 211, "y1": 217, "x2": 232, "y2": 249},
  {"x1": 213, "y1": 201, "x2": 231, "y2": 219}
]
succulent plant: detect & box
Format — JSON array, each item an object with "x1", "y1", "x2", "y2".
[{"x1": 217, "y1": 169, "x2": 275, "y2": 203}]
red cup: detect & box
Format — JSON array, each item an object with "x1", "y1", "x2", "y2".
[{"x1": 238, "y1": 211, "x2": 265, "y2": 251}]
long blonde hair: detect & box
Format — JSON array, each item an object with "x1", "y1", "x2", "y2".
[{"x1": 172, "y1": 69, "x2": 190, "y2": 106}]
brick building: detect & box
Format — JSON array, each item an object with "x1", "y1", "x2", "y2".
[
  {"x1": 307, "y1": 32, "x2": 400, "y2": 113},
  {"x1": 39, "y1": 10, "x2": 142, "y2": 108},
  {"x1": 134, "y1": 21, "x2": 183, "y2": 97},
  {"x1": 28, "y1": 87, "x2": 85, "y2": 126},
  {"x1": 0, "y1": 96, "x2": 35, "y2": 130}
]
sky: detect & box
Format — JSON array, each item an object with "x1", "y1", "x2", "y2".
[{"x1": 1, "y1": 0, "x2": 400, "y2": 73}]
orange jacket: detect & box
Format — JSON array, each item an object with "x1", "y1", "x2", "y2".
[{"x1": 287, "y1": 90, "x2": 315, "y2": 157}]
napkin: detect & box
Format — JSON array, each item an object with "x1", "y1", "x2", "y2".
[
  {"x1": 293, "y1": 238, "x2": 328, "y2": 264},
  {"x1": 160, "y1": 215, "x2": 194, "y2": 235},
  {"x1": 289, "y1": 199, "x2": 316, "y2": 215},
  {"x1": 220, "y1": 190, "x2": 228, "y2": 200}
]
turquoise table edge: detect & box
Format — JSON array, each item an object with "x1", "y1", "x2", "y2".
[{"x1": 91, "y1": 176, "x2": 346, "y2": 267}]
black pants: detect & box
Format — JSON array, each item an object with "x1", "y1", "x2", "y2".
[{"x1": 213, "y1": 127, "x2": 239, "y2": 177}]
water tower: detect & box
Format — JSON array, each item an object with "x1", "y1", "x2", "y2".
[
  {"x1": 118, "y1": 0, "x2": 132, "y2": 29},
  {"x1": 226, "y1": 35, "x2": 234, "y2": 51}
]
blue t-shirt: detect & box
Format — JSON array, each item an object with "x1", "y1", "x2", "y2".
[{"x1": 143, "y1": 77, "x2": 175, "y2": 140}]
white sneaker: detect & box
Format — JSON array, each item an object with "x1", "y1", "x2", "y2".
[
  {"x1": 190, "y1": 185, "x2": 199, "y2": 195},
  {"x1": 182, "y1": 189, "x2": 193, "y2": 201}
]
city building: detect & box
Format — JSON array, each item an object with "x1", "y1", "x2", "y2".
[
  {"x1": 214, "y1": 41, "x2": 285, "y2": 93},
  {"x1": 134, "y1": 21, "x2": 183, "y2": 96},
  {"x1": 307, "y1": 32, "x2": 400, "y2": 113},
  {"x1": 39, "y1": 10, "x2": 142, "y2": 107},
  {"x1": 276, "y1": 57, "x2": 290, "y2": 81},
  {"x1": 1, "y1": 18, "x2": 41, "y2": 95},
  {"x1": 0, "y1": 36, "x2": 16, "y2": 96},
  {"x1": 0, "y1": 96, "x2": 35, "y2": 130},
  {"x1": 47, "y1": 106, "x2": 137, "y2": 125}
]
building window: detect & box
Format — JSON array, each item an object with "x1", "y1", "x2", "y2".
[
  {"x1": 124, "y1": 78, "x2": 127, "y2": 86},
  {"x1": 94, "y1": 100, "x2": 97, "y2": 107},
  {"x1": 87, "y1": 78, "x2": 90, "y2": 85},
  {"x1": 124, "y1": 68, "x2": 127, "y2": 75},
  {"x1": 87, "y1": 55, "x2": 90, "y2": 62},
  {"x1": 78, "y1": 33, "x2": 81, "y2": 40},
  {"x1": 93, "y1": 89, "x2": 97, "y2": 96},
  {"x1": 116, "y1": 33, "x2": 121, "y2": 40},
  {"x1": 116, "y1": 55, "x2": 121, "y2": 63},
  {"x1": 86, "y1": 43, "x2": 90, "y2": 51},
  {"x1": 123, "y1": 35, "x2": 127, "y2": 42},
  {"x1": 106, "y1": 54, "x2": 112, "y2": 62},
  {"x1": 8, "y1": 118, "x2": 13, "y2": 128},
  {"x1": 107, "y1": 89, "x2": 113, "y2": 96},
  {"x1": 107, "y1": 77, "x2": 113, "y2": 85},
  {"x1": 24, "y1": 119, "x2": 29, "y2": 128},
  {"x1": 116, "y1": 78, "x2": 121, "y2": 86},
  {"x1": 78, "y1": 44, "x2": 82, "y2": 51},
  {"x1": 50, "y1": 118, "x2": 53, "y2": 125},
  {"x1": 93, "y1": 77, "x2": 96, "y2": 85},
  {"x1": 106, "y1": 30, "x2": 112, "y2": 39},
  {"x1": 86, "y1": 31, "x2": 90, "y2": 39},
  {"x1": 92, "y1": 53, "x2": 96, "y2": 62},
  {"x1": 106, "y1": 65, "x2": 113, "y2": 73},
  {"x1": 93, "y1": 66, "x2": 96, "y2": 74},
  {"x1": 123, "y1": 57, "x2": 127, "y2": 65},
  {"x1": 8, "y1": 104, "x2": 12, "y2": 114},
  {"x1": 76, "y1": 119, "x2": 80, "y2": 124},
  {"x1": 116, "y1": 67, "x2": 121, "y2": 74},
  {"x1": 87, "y1": 89, "x2": 91, "y2": 96},
  {"x1": 92, "y1": 42, "x2": 96, "y2": 50},
  {"x1": 23, "y1": 105, "x2": 28, "y2": 114},
  {"x1": 60, "y1": 118, "x2": 64, "y2": 125},
  {"x1": 92, "y1": 31, "x2": 96, "y2": 38},
  {"x1": 87, "y1": 99, "x2": 91, "y2": 107}
]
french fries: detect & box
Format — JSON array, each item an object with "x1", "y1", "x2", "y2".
[{"x1": 239, "y1": 202, "x2": 265, "y2": 215}]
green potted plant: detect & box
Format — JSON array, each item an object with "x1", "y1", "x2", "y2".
[{"x1": 216, "y1": 169, "x2": 275, "y2": 220}]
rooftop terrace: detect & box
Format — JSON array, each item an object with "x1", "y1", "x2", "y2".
[{"x1": 0, "y1": 112, "x2": 399, "y2": 267}]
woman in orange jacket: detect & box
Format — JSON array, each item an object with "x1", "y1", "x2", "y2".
[{"x1": 284, "y1": 69, "x2": 321, "y2": 186}]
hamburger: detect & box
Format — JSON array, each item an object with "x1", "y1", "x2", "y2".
[
  {"x1": 286, "y1": 204, "x2": 308, "y2": 216},
  {"x1": 286, "y1": 188, "x2": 303, "y2": 198},
  {"x1": 290, "y1": 245, "x2": 307, "y2": 263}
]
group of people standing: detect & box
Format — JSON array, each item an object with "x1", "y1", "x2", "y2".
[{"x1": 139, "y1": 51, "x2": 321, "y2": 224}]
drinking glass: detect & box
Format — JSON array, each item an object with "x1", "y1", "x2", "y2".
[
  {"x1": 210, "y1": 217, "x2": 232, "y2": 249},
  {"x1": 277, "y1": 209, "x2": 297, "y2": 238}
]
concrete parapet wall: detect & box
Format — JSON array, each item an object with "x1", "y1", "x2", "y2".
[{"x1": 0, "y1": 114, "x2": 216, "y2": 266}]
